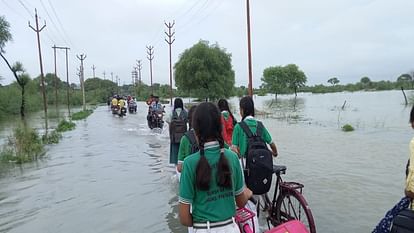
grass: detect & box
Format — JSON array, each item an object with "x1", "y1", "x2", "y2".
[
  {"x1": 0, "y1": 126, "x2": 45, "y2": 164},
  {"x1": 42, "y1": 130, "x2": 62, "y2": 144},
  {"x1": 56, "y1": 119, "x2": 76, "y2": 132},
  {"x1": 342, "y1": 124, "x2": 355, "y2": 132},
  {"x1": 71, "y1": 109, "x2": 93, "y2": 121}
]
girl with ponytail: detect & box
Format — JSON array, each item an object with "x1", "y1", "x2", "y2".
[{"x1": 179, "y1": 102, "x2": 252, "y2": 233}]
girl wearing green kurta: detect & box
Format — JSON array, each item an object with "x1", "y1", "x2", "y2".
[
  {"x1": 231, "y1": 96, "x2": 278, "y2": 232},
  {"x1": 177, "y1": 105, "x2": 198, "y2": 173},
  {"x1": 179, "y1": 102, "x2": 252, "y2": 233}
]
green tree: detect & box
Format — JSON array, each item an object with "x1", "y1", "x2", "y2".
[
  {"x1": 360, "y1": 76, "x2": 371, "y2": 89},
  {"x1": 261, "y1": 65, "x2": 288, "y2": 99},
  {"x1": 327, "y1": 77, "x2": 340, "y2": 86},
  {"x1": 0, "y1": 16, "x2": 30, "y2": 117},
  {"x1": 285, "y1": 64, "x2": 307, "y2": 96},
  {"x1": 174, "y1": 40, "x2": 235, "y2": 101},
  {"x1": 261, "y1": 64, "x2": 306, "y2": 98},
  {"x1": 397, "y1": 74, "x2": 412, "y2": 89}
]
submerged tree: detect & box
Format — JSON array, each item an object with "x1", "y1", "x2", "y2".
[
  {"x1": 261, "y1": 64, "x2": 307, "y2": 99},
  {"x1": 327, "y1": 77, "x2": 340, "y2": 86},
  {"x1": 174, "y1": 40, "x2": 235, "y2": 101},
  {"x1": 261, "y1": 65, "x2": 288, "y2": 100},
  {"x1": 285, "y1": 64, "x2": 307, "y2": 97}
]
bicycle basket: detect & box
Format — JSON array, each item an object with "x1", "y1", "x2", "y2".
[{"x1": 235, "y1": 207, "x2": 255, "y2": 223}]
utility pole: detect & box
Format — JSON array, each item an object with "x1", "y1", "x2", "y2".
[
  {"x1": 146, "y1": 45, "x2": 154, "y2": 95},
  {"x1": 116, "y1": 75, "x2": 120, "y2": 94},
  {"x1": 92, "y1": 65, "x2": 96, "y2": 78},
  {"x1": 53, "y1": 46, "x2": 71, "y2": 117},
  {"x1": 103, "y1": 71, "x2": 106, "y2": 80},
  {"x1": 246, "y1": 0, "x2": 253, "y2": 97},
  {"x1": 52, "y1": 45, "x2": 59, "y2": 116},
  {"x1": 76, "y1": 54, "x2": 87, "y2": 111},
  {"x1": 29, "y1": 9, "x2": 48, "y2": 134},
  {"x1": 111, "y1": 72, "x2": 114, "y2": 82},
  {"x1": 137, "y1": 60, "x2": 142, "y2": 98},
  {"x1": 165, "y1": 21, "x2": 175, "y2": 106}
]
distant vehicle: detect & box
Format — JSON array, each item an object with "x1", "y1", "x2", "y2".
[
  {"x1": 128, "y1": 100, "x2": 137, "y2": 113},
  {"x1": 147, "y1": 109, "x2": 164, "y2": 129}
]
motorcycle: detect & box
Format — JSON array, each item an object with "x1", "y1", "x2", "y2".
[
  {"x1": 119, "y1": 107, "x2": 127, "y2": 117},
  {"x1": 111, "y1": 105, "x2": 119, "y2": 115},
  {"x1": 128, "y1": 101, "x2": 137, "y2": 113},
  {"x1": 147, "y1": 109, "x2": 164, "y2": 129},
  {"x1": 112, "y1": 105, "x2": 126, "y2": 117}
]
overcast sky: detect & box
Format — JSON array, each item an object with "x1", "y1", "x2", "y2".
[{"x1": 1, "y1": 0, "x2": 414, "y2": 88}]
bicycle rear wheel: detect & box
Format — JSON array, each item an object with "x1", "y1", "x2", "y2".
[{"x1": 275, "y1": 183, "x2": 316, "y2": 233}]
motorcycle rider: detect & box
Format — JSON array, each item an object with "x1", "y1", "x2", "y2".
[
  {"x1": 111, "y1": 95, "x2": 118, "y2": 110},
  {"x1": 118, "y1": 97, "x2": 127, "y2": 116}
]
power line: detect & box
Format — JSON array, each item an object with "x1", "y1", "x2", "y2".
[
  {"x1": 177, "y1": 0, "x2": 223, "y2": 34},
  {"x1": 1, "y1": 0, "x2": 29, "y2": 20},
  {"x1": 39, "y1": 0, "x2": 70, "y2": 46},
  {"x1": 151, "y1": 0, "x2": 210, "y2": 47},
  {"x1": 17, "y1": 0, "x2": 34, "y2": 18},
  {"x1": 46, "y1": 0, "x2": 75, "y2": 49}
]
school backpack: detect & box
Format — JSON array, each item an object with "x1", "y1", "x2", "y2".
[
  {"x1": 184, "y1": 129, "x2": 199, "y2": 154},
  {"x1": 169, "y1": 109, "x2": 188, "y2": 143},
  {"x1": 391, "y1": 208, "x2": 414, "y2": 233},
  {"x1": 239, "y1": 121, "x2": 273, "y2": 195}
]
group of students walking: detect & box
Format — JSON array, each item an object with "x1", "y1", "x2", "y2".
[{"x1": 166, "y1": 96, "x2": 278, "y2": 233}]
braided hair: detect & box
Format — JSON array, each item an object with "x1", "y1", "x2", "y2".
[{"x1": 193, "y1": 102, "x2": 232, "y2": 190}]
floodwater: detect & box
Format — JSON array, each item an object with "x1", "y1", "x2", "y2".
[{"x1": 0, "y1": 90, "x2": 412, "y2": 233}]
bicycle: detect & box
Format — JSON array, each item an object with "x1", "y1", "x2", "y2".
[{"x1": 255, "y1": 164, "x2": 316, "y2": 233}]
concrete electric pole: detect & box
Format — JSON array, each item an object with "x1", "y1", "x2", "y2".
[
  {"x1": 146, "y1": 45, "x2": 154, "y2": 95},
  {"x1": 29, "y1": 9, "x2": 48, "y2": 134},
  {"x1": 165, "y1": 21, "x2": 175, "y2": 106}
]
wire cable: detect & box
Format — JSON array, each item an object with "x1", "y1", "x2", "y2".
[{"x1": 46, "y1": 0, "x2": 76, "y2": 48}]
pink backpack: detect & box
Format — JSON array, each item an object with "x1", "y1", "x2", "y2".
[{"x1": 265, "y1": 220, "x2": 309, "y2": 233}]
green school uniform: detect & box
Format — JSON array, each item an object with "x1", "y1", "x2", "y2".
[
  {"x1": 178, "y1": 131, "x2": 230, "y2": 164},
  {"x1": 178, "y1": 131, "x2": 192, "y2": 164},
  {"x1": 231, "y1": 116, "x2": 273, "y2": 158},
  {"x1": 179, "y1": 141, "x2": 245, "y2": 223}
]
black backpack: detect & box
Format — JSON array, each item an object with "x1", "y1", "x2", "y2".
[
  {"x1": 391, "y1": 208, "x2": 414, "y2": 233},
  {"x1": 169, "y1": 109, "x2": 188, "y2": 143},
  {"x1": 184, "y1": 129, "x2": 199, "y2": 154},
  {"x1": 240, "y1": 121, "x2": 273, "y2": 195}
]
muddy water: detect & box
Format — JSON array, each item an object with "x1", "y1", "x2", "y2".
[{"x1": 0, "y1": 90, "x2": 412, "y2": 233}]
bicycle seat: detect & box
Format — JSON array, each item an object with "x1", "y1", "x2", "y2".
[{"x1": 273, "y1": 165, "x2": 286, "y2": 174}]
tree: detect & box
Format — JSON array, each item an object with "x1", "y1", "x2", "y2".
[
  {"x1": 285, "y1": 64, "x2": 307, "y2": 96},
  {"x1": 327, "y1": 77, "x2": 340, "y2": 86},
  {"x1": 0, "y1": 16, "x2": 29, "y2": 117},
  {"x1": 360, "y1": 76, "x2": 371, "y2": 89},
  {"x1": 261, "y1": 66, "x2": 288, "y2": 99},
  {"x1": 174, "y1": 40, "x2": 235, "y2": 101},
  {"x1": 397, "y1": 74, "x2": 412, "y2": 89},
  {"x1": 261, "y1": 64, "x2": 307, "y2": 98}
]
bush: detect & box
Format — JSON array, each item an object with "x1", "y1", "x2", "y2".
[
  {"x1": 56, "y1": 119, "x2": 76, "y2": 132},
  {"x1": 342, "y1": 124, "x2": 354, "y2": 132},
  {"x1": 71, "y1": 109, "x2": 93, "y2": 121},
  {"x1": 0, "y1": 126, "x2": 45, "y2": 163},
  {"x1": 42, "y1": 130, "x2": 62, "y2": 144}
]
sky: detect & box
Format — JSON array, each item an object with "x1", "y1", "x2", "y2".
[{"x1": 0, "y1": 0, "x2": 414, "y2": 88}]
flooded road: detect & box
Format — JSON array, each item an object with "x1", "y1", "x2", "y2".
[
  {"x1": 0, "y1": 90, "x2": 412, "y2": 233},
  {"x1": 0, "y1": 103, "x2": 186, "y2": 233}
]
